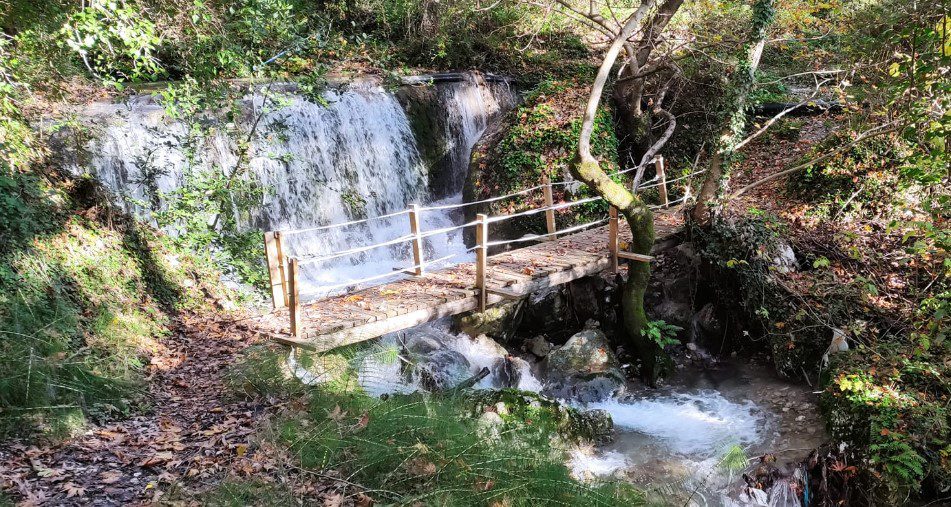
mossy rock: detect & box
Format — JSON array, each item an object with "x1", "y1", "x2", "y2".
[{"x1": 465, "y1": 388, "x2": 613, "y2": 443}]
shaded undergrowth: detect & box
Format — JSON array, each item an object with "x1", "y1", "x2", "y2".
[{"x1": 0, "y1": 170, "x2": 229, "y2": 439}]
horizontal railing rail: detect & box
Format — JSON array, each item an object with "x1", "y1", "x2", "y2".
[{"x1": 263, "y1": 155, "x2": 704, "y2": 337}]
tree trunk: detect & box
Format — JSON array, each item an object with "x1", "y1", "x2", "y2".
[
  {"x1": 691, "y1": 0, "x2": 776, "y2": 224},
  {"x1": 572, "y1": 1, "x2": 661, "y2": 383}
]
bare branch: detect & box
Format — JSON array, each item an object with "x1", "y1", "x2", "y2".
[{"x1": 730, "y1": 122, "x2": 900, "y2": 199}]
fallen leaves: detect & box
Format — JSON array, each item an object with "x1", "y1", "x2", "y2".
[{"x1": 63, "y1": 482, "x2": 85, "y2": 498}]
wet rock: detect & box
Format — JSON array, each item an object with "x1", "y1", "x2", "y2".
[
  {"x1": 402, "y1": 333, "x2": 444, "y2": 355},
  {"x1": 491, "y1": 355, "x2": 529, "y2": 388},
  {"x1": 457, "y1": 299, "x2": 524, "y2": 342},
  {"x1": 580, "y1": 409, "x2": 613, "y2": 442},
  {"x1": 467, "y1": 389, "x2": 612, "y2": 442},
  {"x1": 528, "y1": 335, "x2": 554, "y2": 357},
  {"x1": 544, "y1": 329, "x2": 625, "y2": 402},
  {"x1": 400, "y1": 333, "x2": 472, "y2": 391},
  {"x1": 415, "y1": 349, "x2": 471, "y2": 391}
]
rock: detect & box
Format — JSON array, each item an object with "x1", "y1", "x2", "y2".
[
  {"x1": 655, "y1": 299, "x2": 693, "y2": 329},
  {"x1": 400, "y1": 332, "x2": 473, "y2": 391},
  {"x1": 771, "y1": 242, "x2": 798, "y2": 273},
  {"x1": 528, "y1": 335, "x2": 554, "y2": 357},
  {"x1": 674, "y1": 242, "x2": 700, "y2": 266},
  {"x1": 579, "y1": 409, "x2": 614, "y2": 443},
  {"x1": 466, "y1": 389, "x2": 612, "y2": 443},
  {"x1": 414, "y1": 349, "x2": 471, "y2": 391},
  {"x1": 491, "y1": 355, "x2": 529, "y2": 388},
  {"x1": 583, "y1": 318, "x2": 600, "y2": 330},
  {"x1": 546, "y1": 329, "x2": 619, "y2": 375},
  {"x1": 544, "y1": 329, "x2": 625, "y2": 402},
  {"x1": 694, "y1": 303, "x2": 722, "y2": 335},
  {"x1": 457, "y1": 299, "x2": 523, "y2": 342},
  {"x1": 402, "y1": 333, "x2": 444, "y2": 355}
]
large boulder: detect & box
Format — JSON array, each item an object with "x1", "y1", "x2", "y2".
[
  {"x1": 543, "y1": 329, "x2": 625, "y2": 402},
  {"x1": 400, "y1": 333, "x2": 473, "y2": 391}
]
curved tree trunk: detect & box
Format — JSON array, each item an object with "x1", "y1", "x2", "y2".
[{"x1": 571, "y1": 1, "x2": 661, "y2": 383}]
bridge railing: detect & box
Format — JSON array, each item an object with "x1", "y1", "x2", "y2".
[{"x1": 265, "y1": 156, "x2": 705, "y2": 337}]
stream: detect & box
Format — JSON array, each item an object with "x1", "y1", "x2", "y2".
[{"x1": 289, "y1": 323, "x2": 827, "y2": 507}]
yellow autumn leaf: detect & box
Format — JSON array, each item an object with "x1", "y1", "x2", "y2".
[{"x1": 888, "y1": 62, "x2": 902, "y2": 78}]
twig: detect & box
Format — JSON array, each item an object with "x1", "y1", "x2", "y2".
[{"x1": 730, "y1": 122, "x2": 900, "y2": 199}]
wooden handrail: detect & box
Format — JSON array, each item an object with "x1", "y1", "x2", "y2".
[
  {"x1": 655, "y1": 156, "x2": 668, "y2": 208},
  {"x1": 264, "y1": 231, "x2": 288, "y2": 309},
  {"x1": 475, "y1": 213, "x2": 488, "y2": 312},
  {"x1": 542, "y1": 174, "x2": 556, "y2": 240},
  {"x1": 408, "y1": 203, "x2": 424, "y2": 276},
  {"x1": 288, "y1": 258, "x2": 302, "y2": 337}
]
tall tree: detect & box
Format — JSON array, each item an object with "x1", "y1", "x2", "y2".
[
  {"x1": 554, "y1": 0, "x2": 686, "y2": 384},
  {"x1": 690, "y1": 0, "x2": 776, "y2": 224}
]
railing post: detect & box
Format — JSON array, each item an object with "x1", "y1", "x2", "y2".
[
  {"x1": 475, "y1": 213, "x2": 488, "y2": 312},
  {"x1": 608, "y1": 206, "x2": 619, "y2": 272},
  {"x1": 542, "y1": 174, "x2": 556, "y2": 240},
  {"x1": 264, "y1": 231, "x2": 288, "y2": 309},
  {"x1": 408, "y1": 203, "x2": 424, "y2": 275},
  {"x1": 655, "y1": 156, "x2": 668, "y2": 207},
  {"x1": 288, "y1": 258, "x2": 302, "y2": 337}
]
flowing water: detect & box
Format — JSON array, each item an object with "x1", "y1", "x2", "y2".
[
  {"x1": 288, "y1": 323, "x2": 825, "y2": 506},
  {"x1": 70, "y1": 73, "x2": 515, "y2": 297}
]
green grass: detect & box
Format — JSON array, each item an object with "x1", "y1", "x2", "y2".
[
  {"x1": 0, "y1": 172, "x2": 227, "y2": 439},
  {"x1": 226, "y1": 344, "x2": 644, "y2": 506}
]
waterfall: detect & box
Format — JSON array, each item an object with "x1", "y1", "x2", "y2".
[{"x1": 69, "y1": 73, "x2": 516, "y2": 297}]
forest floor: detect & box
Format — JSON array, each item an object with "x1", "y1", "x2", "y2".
[{"x1": 0, "y1": 313, "x2": 346, "y2": 506}]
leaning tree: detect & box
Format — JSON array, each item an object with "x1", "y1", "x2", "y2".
[{"x1": 526, "y1": 0, "x2": 689, "y2": 383}]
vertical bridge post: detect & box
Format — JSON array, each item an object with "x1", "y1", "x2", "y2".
[
  {"x1": 608, "y1": 206, "x2": 619, "y2": 272},
  {"x1": 408, "y1": 203, "x2": 424, "y2": 275},
  {"x1": 264, "y1": 231, "x2": 288, "y2": 309},
  {"x1": 655, "y1": 156, "x2": 668, "y2": 207},
  {"x1": 288, "y1": 258, "x2": 302, "y2": 337},
  {"x1": 475, "y1": 213, "x2": 488, "y2": 312},
  {"x1": 542, "y1": 174, "x2": 556, "y2": 240}
]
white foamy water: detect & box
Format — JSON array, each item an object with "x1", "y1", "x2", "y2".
[
  {"x1": 71, "y1": 74, "x2": 514, "y2": 298},
  {"x1": 568, "y1": 449, "x2": 630, "y2": 479},
  {"x1": 587, "y1": 392, "x2": 764, "y2": 455}
]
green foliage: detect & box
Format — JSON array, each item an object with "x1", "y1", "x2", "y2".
[
  {"x1": 641, "y1": 320, "x2": 683, "y2": 349},
  {"x1": 232, "y1": 344, "x2": 645, "y2": 505},
  {"x1": 824, "y1": 344, "x2": 951, "y2": 501},
  {"x1": 204, "y1": 480, "x2": 296, "y2": 506},
  {"x1": 59, "y1": 0, "x2": 164, "y2": 88},
  {"x1": 720, "y1": 444, "x2": 749, "y2": 473},
  {"x1": 282, "y1": 388, "x2": 643, "y2": 505},
  {"x1": 470, "y1": 77, "x2": 617, "y2": 236},
  {"x1": 0, "y1": 168, "x2": 225, "y2": 438}
]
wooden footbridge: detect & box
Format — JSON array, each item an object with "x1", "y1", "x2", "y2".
[{"x1": 258, "y1": 157, "x2": 701, "y2": 351}]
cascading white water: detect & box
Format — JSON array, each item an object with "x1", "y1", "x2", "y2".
[{"x1": 71, "y1": 74, "x2": 515, "y2": 297}]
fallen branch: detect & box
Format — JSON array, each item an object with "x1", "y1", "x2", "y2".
[{"x1": 730, "y1": 122, "x2": 900, "y2": 199}]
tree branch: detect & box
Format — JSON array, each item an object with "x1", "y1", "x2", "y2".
[{"x1": 730, "y1": 123, "x2": 900, "y2": 199}]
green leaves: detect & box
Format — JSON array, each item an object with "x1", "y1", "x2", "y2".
[
  {"x1": 641, "y1": 320, "x2": 683, "y2": 349},
  {"x1": 59, "y1": 0, "x2": 164, "y2": 87}
]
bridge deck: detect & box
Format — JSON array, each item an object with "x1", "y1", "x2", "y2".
[{"x1": 257, "y1": 211, "x2": 683, "y2": 351}]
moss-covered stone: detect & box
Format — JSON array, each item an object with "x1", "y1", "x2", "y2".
[{"x1": 466, "y1": 388, "x2": 613, "y2": 443}]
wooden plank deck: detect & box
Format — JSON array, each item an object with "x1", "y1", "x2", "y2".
[{"x1": 257, "y1": 210, "x2": 683, "y2": 351}]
